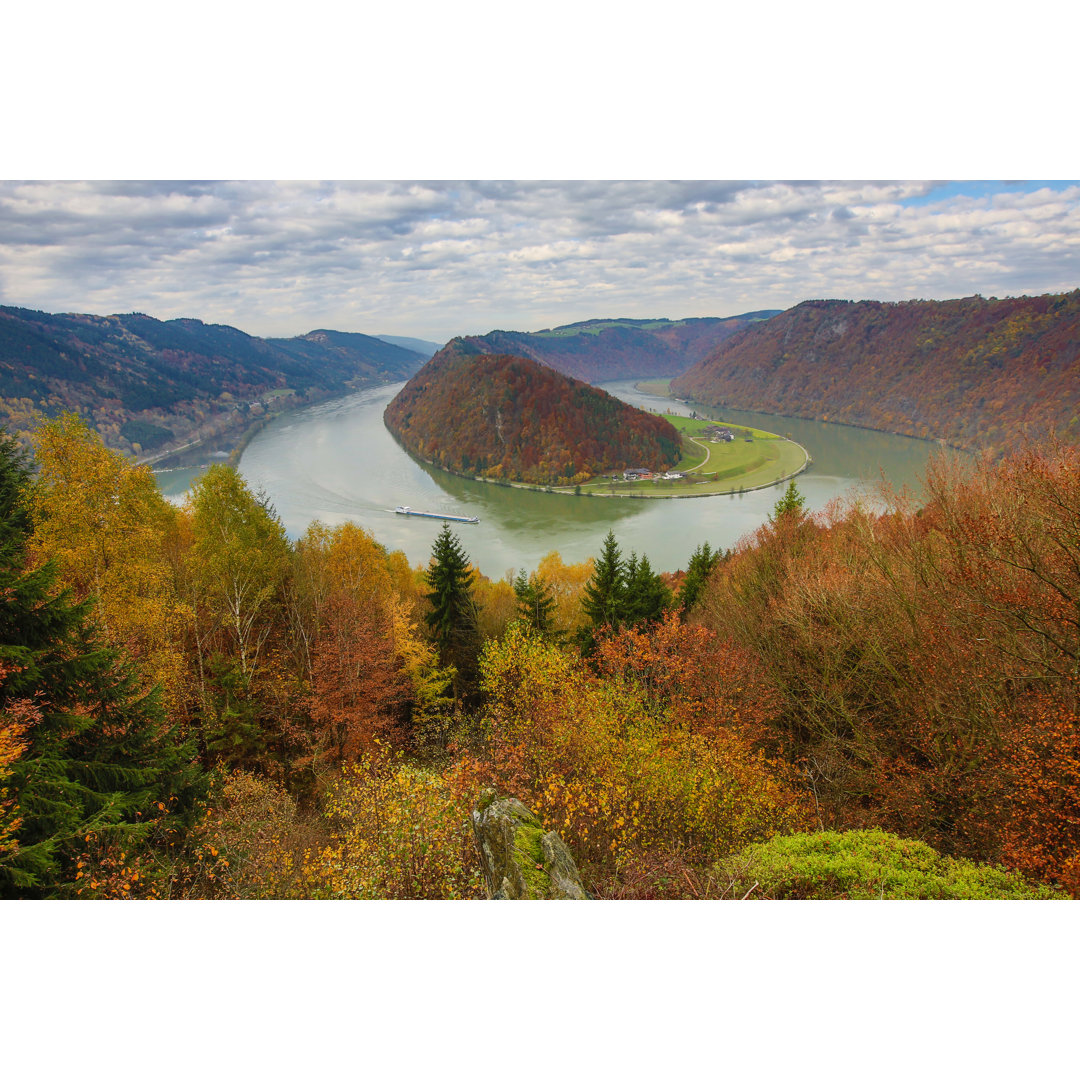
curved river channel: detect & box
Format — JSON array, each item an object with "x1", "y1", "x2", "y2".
[{"x1": 157, "y1": 380, "x2": 945, "y2": 578}]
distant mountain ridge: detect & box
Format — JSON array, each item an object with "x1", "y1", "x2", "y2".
[
  {"x1": 0, "y1": 306, "x2": 426, "y2": 460},
  {"x1": 384, "y1": 343, "x2": 681, "y2": 485},
  {"x1": 444, "y1": 311, "x2": 781, "y2": 384},
  {"x1": 375, "y1": 334, "x2": 443, "y2": 358},
  {"x1": 670, "y1": 291, "x2": 1080, "y2": 452}
]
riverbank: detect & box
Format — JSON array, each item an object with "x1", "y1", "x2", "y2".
[
  {"x1": 638, "y1": 377, "x2": 964, "y2": 452},
  {"x1": 143, "y1": 379, "x2": 403, "y2": 473}
]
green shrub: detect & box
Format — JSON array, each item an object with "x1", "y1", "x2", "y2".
[{"x1": 713, "y1": 829, "x2": 1058, "y2": 899}]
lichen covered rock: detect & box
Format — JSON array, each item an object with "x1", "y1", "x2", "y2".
[{"x1": 471, "y1": 794, "x2": 588, "y2": 899}]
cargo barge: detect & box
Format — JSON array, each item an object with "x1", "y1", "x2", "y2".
[{"x1": 395, "y1": 505, "x2": 479, "y2": 524}]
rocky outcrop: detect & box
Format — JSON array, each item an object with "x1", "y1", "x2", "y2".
[{"x1": 471, "y1": 794, "x2": 588, "y2": 899}]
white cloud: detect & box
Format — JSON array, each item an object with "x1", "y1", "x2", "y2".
[{"x1": 0, "y1": 180, "x2": 1077, "y2": 342}]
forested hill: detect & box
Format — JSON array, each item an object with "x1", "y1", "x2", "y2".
[
  {"x1": 0, "y1": 306, "x2": 426, "y2": 460},
  {"x1": 670, "y1": 291, "x2": 1080, "y2": 452},
  {"x1": 448, "y1": 311, "x2": 780, "y2": 384},
  {"x1": 384, "y1": 344, "x2": 681, "y2": 484}
]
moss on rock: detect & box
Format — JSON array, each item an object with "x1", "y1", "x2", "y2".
[{"x1": 471, "y1": 797, "x2": 588, "y2": 899}]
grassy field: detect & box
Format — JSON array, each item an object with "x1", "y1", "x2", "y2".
[{"x1": 575, "y1": 413, "x2": 808, "y2": 498}]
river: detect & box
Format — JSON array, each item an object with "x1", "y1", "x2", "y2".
[{"x1": 155, "y1": 380, "x2": 948, "y2": 578}]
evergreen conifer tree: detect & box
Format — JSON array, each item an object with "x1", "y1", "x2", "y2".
[
  {"x1": 770, "y1": 480, "x2": 807, "y2": 523},
  {"x1": 513, "y1": 568, "x2": 557, "y2": 639},
  {"x1": 581, "y1": 530, "x2": 625, "y2": 632},
  {"x1": 623, "y1": 552, "x2": 672, "y2": 626},
  {"x1": 425, "y1": 525, "x2": 479, "y2": 697},
  {"x1": 0, "y1": 431, "x2": 205, "y2": 898},
  {"x1": 680, "y1": 541, "x2": 723, "y2": 618}
]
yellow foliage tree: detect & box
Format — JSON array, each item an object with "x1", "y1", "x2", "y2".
[
  {"x1": 535, "y1": 550, "x2": 594, "y2": 637},
  {"x1": 28, "y1": 414, "x2": 192, "y2": 711},
  {"x1": 313, "y1": 754, "x2": 482, "y2": 899},
  {"x1": 473, "y1": 572, "x2": 516, "y2": 642}
]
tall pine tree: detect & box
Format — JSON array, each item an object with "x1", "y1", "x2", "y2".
[
  {"x1": 425, "y1": 525, "x2": 480, "y2": 698},
  {"x1": 623, "y1": 552, "x2": 672, "y2": 626},
  {"x1": 580, "y1": 532, "x2": 674, "y2": 651},
  {"x1": 513, "y1": 569, "x2": 558, "y2": 640},
  {"x1": 0, "y1": 431, "x2": 205, "y2": 898},
  {"x1": 581, "y1": 531, "x2": 625, "y2": 629},
  {"x1": 680, "y1": 541, "x2": 723, "y2": 618},
  {"x1": 579, "y1": 530, "x2": 625, "y2": 653}
]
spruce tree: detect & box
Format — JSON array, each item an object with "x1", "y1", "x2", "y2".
[
  {"x1": 623, "y1": 552, "x2": 672, "y2": 626},
  {"x1": 680, "y1": 541, "x2": 722, "y2": 618},
  {"x1": 579, "y1": 530, "x2": 627, "y2": 653},
  {"x1": 0, "y1": 431, "x2": 205, "y2": 898},
  {"x1": 513, "y1": 569, "x2": 557, "y2": 639},
  {"x1": 425, "y1": 525, "x2": 479, "y2": 697},
  {"x1": 581, "y1": 530, "x2": 625, "y2": 627},
  {"x1": 770, "y1": 480, "x2": 807, "y2": 523}
]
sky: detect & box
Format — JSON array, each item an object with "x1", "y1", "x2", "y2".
[{"x1": 1, "y1": 179, "x2": 1078, "y2": 346}]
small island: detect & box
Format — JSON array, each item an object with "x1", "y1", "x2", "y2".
[{"x1": 384, "y1": 343, "x2": 809, "y2": 498}]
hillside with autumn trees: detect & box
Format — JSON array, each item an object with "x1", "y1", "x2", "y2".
[
  {"x1": 384, "y1": 344, "x2": 682, "y2": 484},
  {"x1": 671, "y1": 290, "x2": 1080, "y2": 452},
  {"x1": 449, "y1": 311, "x2": 780, "y2": 384},
  {"x1": 0, "y1": 304, "x2": 426, "y2": 461},
  {"x1": 1, "y1": 410, "x2": 1077, "y2": 901}
]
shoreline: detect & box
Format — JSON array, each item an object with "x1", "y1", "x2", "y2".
[
  {"x1": 643, "y1": 379, "x2": 963, "y2": 452},
  {"x1": 142, "y1": 379, "x2": 404, "y2": 472}
]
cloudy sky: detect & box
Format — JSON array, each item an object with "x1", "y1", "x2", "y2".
[{"x1": 1, "y1": 179, "x2": 1077, "y2": 345}]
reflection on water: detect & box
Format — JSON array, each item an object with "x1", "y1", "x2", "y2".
[{"x1": 168, "y1": 378, "x2": 952, "y2": 577}]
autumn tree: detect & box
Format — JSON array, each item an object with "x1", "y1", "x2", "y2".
[
  {"x1": 292, "y1": 522, "x2": 414, "y2": 771},
  {"x1": 473, "y1": 572, "x2": 517, "y2": 643},
  {"x1": 28, "y1": 413, "x2": 191, "y2": 712},
  {"x1": 534, "y1": 551, "x2": 593, "y2": 639},
  {"x1": 186, "y1": 465, "x2": 290, "y2": 686},
  {"x1": 178, "y1": 466, "x2": 292, "y2": 770}
]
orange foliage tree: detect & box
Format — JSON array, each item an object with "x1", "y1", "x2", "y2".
[{"x1": 693, "y1": 445, "x2": 1080, "y2": 893}]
